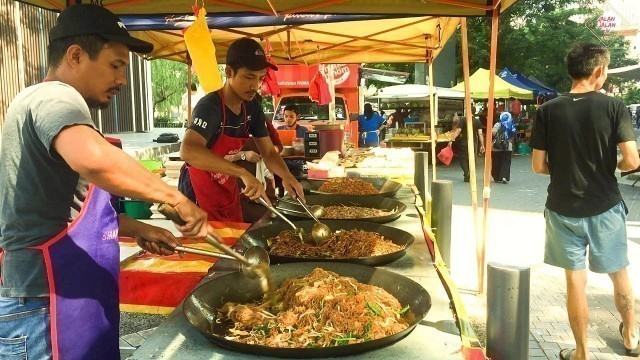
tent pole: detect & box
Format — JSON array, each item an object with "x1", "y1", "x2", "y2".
[
  {"x1": 480, "y1": 6, "x2": 500, "y2": 295},
  {"x1": 428, "y1": 52, "x2": 437, "y2": 181},
  {"x1": 460, "y1": 18, "x2": 480, "y2": 293},
  {"x1": 187, "y1": 58, "x2": 192, "y2": 128}
]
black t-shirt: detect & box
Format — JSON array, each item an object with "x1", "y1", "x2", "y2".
[
  {"x1": 189, "y1": 92, "x2": 268, "y2": 147},
  {"x1": 454, "y1": 117, "x2": 481, "y2": 149},
  {"x1": 530, "y1": 92, "x2": 635, "y2": 217}
]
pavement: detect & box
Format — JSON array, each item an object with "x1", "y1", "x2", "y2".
[{"x1": 436, "y1": 129, "x2": 640, "y2": 359}]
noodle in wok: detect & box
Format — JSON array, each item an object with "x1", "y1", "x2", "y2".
[
  {"x1": 218, "y1": 268, "x2": 409, "y2": 348},
  {"x1": 268, "y1": 229, "x2": 404, "y2": 258},
  {"x1": 317, "y1": 178, "x2": 378, "y2": 195}
]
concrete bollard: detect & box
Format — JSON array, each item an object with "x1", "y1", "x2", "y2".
[
  {"x1": 413, "y1": 151, "x2": 429, "y2": 205},
  {"x1": 486, "y1": 263, "x2": 530, "y2": 360},
  {"x1": 431, "y1": 180, "x2": 452, "y2": 266}
]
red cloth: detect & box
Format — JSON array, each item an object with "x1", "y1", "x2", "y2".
[
  {"x1": 260, "y1": 39, "x2": 280, "y2": 96},
  {"x1": 510, "y1": 98, "x2": 521, "y2": 115},
  {"x1": 309, "y1": 70, "x2": 331, "y2": 105},
  {"x1": 265, "y1": 118, "x2": 283, "y2": 152}
]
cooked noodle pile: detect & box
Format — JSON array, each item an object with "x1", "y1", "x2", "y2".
[
  {"x1": 218, "y1": 268, "x2": 409, "y2": 347},
  {"x1": 268, "y1": 229, "x2": 404, "y2": 258},
  {"x1": 317, "y1": 178, "x2": 378, "y2": 195},
  {"x1": 322, "y1": 205, "x2": 394, "y2": 219}
]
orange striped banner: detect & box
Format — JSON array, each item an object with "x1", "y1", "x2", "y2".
[{"x1": 119, "y1": 221, "x2": 250, "y2": 314}]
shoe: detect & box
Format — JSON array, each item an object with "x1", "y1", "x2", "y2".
[
  {"x1": 619, "y1": 322, "x2": 640, "y2": 356},
  {"x1": 463, "y1": 174, "x2": 470, "y2": 182},
  {"x1": 501, "y1": 178, "x2": 508, "y2": 184},
  {"x1": 463, "y1": 177, "x2": 470, "y2": 182},
  {"x1": 559, "y1": 348, "x2": 574, "y2": 360}
]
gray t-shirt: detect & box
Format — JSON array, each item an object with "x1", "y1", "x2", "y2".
[{"x1": 0, "y1": 81, "x2": 96, "y2": 297}]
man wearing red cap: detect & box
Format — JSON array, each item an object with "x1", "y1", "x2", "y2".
[{"x1": 0, "y1": 5, "x2": 210, "y2": 360}]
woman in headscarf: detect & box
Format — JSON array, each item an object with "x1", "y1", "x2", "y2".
[
  {"x1": 358, "y1": 103, "x2": 386, "y2": 147},
  {"x1": 491, "y1": 111, "x2": 517, "y2": 183}
]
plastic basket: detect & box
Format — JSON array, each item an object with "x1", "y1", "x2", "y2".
[
  {"x1": 139, "y1": 160, "x2": 163, "y2": 172},
  {"x1": 121, "y1": 200, "x2": 153, "y2": 219}
]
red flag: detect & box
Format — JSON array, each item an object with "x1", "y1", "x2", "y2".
[
  {"x1": 260, "y1": 39, "x2": 280, "y2": 96},
  {"x1": 309, "y1": 70, "x2": 331, "y2": 105}
]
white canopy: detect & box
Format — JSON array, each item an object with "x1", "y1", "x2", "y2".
[
  {"x1": 371, "y1": 84, "x2": 465, "y2": 101},
  {"x1": 609, "y1": 64, "x2": 640, "y2": 80}
]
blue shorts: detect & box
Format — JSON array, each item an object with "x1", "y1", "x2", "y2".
[
  {"x1": 0, "y1": 296, "x2": 51, "y2": 359},
  {"x1": 544, "y1": 202, "x2": 629, "y2": 274}
]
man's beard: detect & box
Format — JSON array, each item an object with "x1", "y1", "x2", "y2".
[{"x1": 86, "y1": 98, "x2": 111, "y2": 110}]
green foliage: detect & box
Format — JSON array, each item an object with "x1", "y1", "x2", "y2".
[
  {"x1": 151, "y1": 59, "x2": 195, "y2": 115},
  {"x1": 455, "y1": 0, "x2": 638, "y2": 93},
  {"x1": 624, "y1": 86, "x2": 640, "y2": 105}
]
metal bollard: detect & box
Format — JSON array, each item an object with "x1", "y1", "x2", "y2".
[
  {"x1": 486, "y1": 263, "x2": 530, "y2": 360},
  {"x1": 431, "y1": 180, "x2": 452, "y2": 266},
  {"x1": 413, "y1": 151, "x2": 429, "y2": 205}
]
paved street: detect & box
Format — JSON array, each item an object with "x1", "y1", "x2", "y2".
[{"x1": 435, "y1": 133, "x2": 640, "y2": 359}]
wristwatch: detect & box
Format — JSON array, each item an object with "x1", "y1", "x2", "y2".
[{"x1": 240, "y1": 152, "x2": 246, "y2": 161}]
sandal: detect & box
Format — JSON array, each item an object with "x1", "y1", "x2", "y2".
[
  {"x1": 559, "y1": 348, "x2": 574, "y2": 360},
  {"x1": 619, "y1": 322, "x2": 640, "y2": 356}
]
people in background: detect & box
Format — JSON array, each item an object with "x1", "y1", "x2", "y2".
[
  {"x1": 531, "y1": 42, "x2": 640, "y2": 360},
  {"x1": 277, "y1": 104, "x2": 308, "y2": 139},
  {"x1": 491, "y1": 111, "x2": 516, "y2": 184},
  {"x1": 358, "y1": 103, "x2": 386, "y2": 147},
  {"x1": 451, "y1": 114, "x2": 485, "y2": 182}
]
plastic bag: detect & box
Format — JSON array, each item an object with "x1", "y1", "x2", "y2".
[
  {"x1": 183, "y1": 7, "x2": 223, "y2": 92},
  {"x1": 437, "y1": 144, "x2": 454, "y2": 165}
]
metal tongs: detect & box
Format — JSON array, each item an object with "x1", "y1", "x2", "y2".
[
  {"x1": 257, "y1": 197, "x2": 310, "y2": 244},
  {"x1": 158, "y1": 204, "x2": 275, "y2": 298}
]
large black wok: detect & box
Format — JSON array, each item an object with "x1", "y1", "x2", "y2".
[
  {"x1": 183, "y1": 262, "x2": 431, "y2": 358},
  {"x1": 241, "y1": 220, "x2": 414, "y2": 266},
  {"x1": 300, "y1": 177, "x2": 403, "y2": 198},
  {"x1": 276, "y1": 195, "x2": 407, "y2": 224}
]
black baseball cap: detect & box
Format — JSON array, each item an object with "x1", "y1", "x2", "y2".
[
  {"x1": 49, "y1": 4, "x2": 153, "y2": 54},
  {"x1": 226, "y1": 38, "x2": 278, "y2": 71}
]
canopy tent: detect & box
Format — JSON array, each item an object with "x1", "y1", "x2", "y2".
[
  {"x1": 372, "y1": 84, "x2": 465, "y2": 101},
  {"x1": 609, "y1": 64, "x2": 640, "y2": 80},
  {"x1": 126, "y1": 15, "x2": 460, "y2": 64},
  {"x1": 451, "y1": 68, "x2": 533, "y2": 99},
  {"x1": 512, "y1": 70, "x2": 557, "y2": 97},
  {"x1": 497, "y1": 67, "x2": 537, "y2": 96},
  {"x1": 528, "y1": 75, "x2": 558, "y2": 94},
  {"x1": 21, "y1": 0, "x2": 518, "y2": 16}
]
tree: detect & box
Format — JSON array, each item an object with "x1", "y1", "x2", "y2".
[
  {"x1": 151, "y1": 59, "x2": 190, "y2": 116},
  {"x1": 624, "y1": 86, "x2": 640, "y2": 105},
  {"x1": 455, "y1": 0, "x2": 639, "y2": 93}
]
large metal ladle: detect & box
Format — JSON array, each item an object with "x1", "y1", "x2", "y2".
[
  {"x1": 278, "y1": 199, "x2": 326, "y2": 218},
  {"x1": 257, "y1": 198, "x2": 311, "y2": 244},
  {"x1": 158, "y1": 204, "x2": 274, "y2": 297},
  {"x1": 295, "y1": 198, "x2": 332, "y2": 245}
]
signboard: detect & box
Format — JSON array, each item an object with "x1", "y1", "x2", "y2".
[
  {"x1": 276, "y1": 64, "x2": 359, "y2": 89},
  {"x1": 597, "y1": 12, "x2": 618, "y2": 34}
]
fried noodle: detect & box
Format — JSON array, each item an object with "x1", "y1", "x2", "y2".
[
  {"x1": 317, "y1": 178, "x2": 379, "y2": 195},
  {"x1": 218, "y1": 268, "x2": 409, "y2": 348},
  {"x1": 322, "y1": 205, "x2": 394, "y2": 219},
  {"x1": 268, "y1": 229, "x2": 404, "y2": 258}
]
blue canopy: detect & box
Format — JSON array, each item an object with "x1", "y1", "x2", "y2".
[
  {"x1": 498, "y1": 68, "x2": 538, "y2": 96},
  {"x1": 511, "y1": 70, "x2": 556, "y2": 97},
  {"x1": 119, "y1": 13, "x2": 408, "y2": 31},
  {"x1": 527, "y1": 75, "x2": 558, "y2": 96}
]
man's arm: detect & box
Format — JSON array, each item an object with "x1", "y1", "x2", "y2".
[
  {"x1": 53, "y1": 125, "x2": 208, "y2": 238},
  {"x1": 180, "y1": 129, "x2": 266, "y2": 202},
  {"x1": 119, "y1": 214, "x2": 179, "y2": 255},
  {"x1": 254, "y1": 136, "x2": 305, "y2": 200},
  {"x1": 617, "y1": 141, "x2": 640, "y2": 171},
  {"x1": 532, "y1": 149, "x2": 550, "y2": 175},
  {"x1": 477, "y1": 128, "x2": 486, "y2": 153}
]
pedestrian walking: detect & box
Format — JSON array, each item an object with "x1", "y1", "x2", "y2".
[{"x1": 531, "y1": 42, "x2": 640, "y2": 360}]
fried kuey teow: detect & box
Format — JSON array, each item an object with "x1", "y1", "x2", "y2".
[{"x1": 218, "y1": 268, "x2": 410, "y2": 348}]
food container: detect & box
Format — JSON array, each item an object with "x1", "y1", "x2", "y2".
[
  {"x1": 280, "y1": 146, "x2": 294, "y2": 156},
  {"x1": 292, "y1": 138, "x2": 305, "y2": 155},
  {"x1": 121, "y1": 200, "x2": 152, "y2": 219}
]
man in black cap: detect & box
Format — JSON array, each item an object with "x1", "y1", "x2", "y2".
[
  {"x1": 180, "y1": 37, "x2": 304, "y2": 222},
  {"x1": 0, "y1": 5, "x2": 211, "y2": 360}
]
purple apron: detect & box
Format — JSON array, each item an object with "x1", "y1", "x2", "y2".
[{"x1": 31, "y1": 184, "x2": 120, "y2": 360}]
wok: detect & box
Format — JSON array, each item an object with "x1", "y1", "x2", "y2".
[
  {"x1": 241, "y1": 220, "x2": 414, "y2": 266},
  {"x1": 276, "y1": 195, "x2": 407, "y2": 224},
  {"x1": 183, "y1": 262, "x2": 431, "y2": 358},
  {"x1": 300, "y1": 177, "x2": 403, "y2": 198}
]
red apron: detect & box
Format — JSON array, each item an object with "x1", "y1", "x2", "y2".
[
  {"x1": 188, "y1": 91, "x2": 249, "y2": 222},
  {"x1": 31, "y1": 184, "x2": 120, "y2": 360}
]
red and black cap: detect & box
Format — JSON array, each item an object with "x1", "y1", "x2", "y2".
[
  {"x1": 49, "y1": 4, "x2": 153, "y2": 54},
  {"x1": 226, "y1": 38, "x2": 278, "y2": 71}
]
